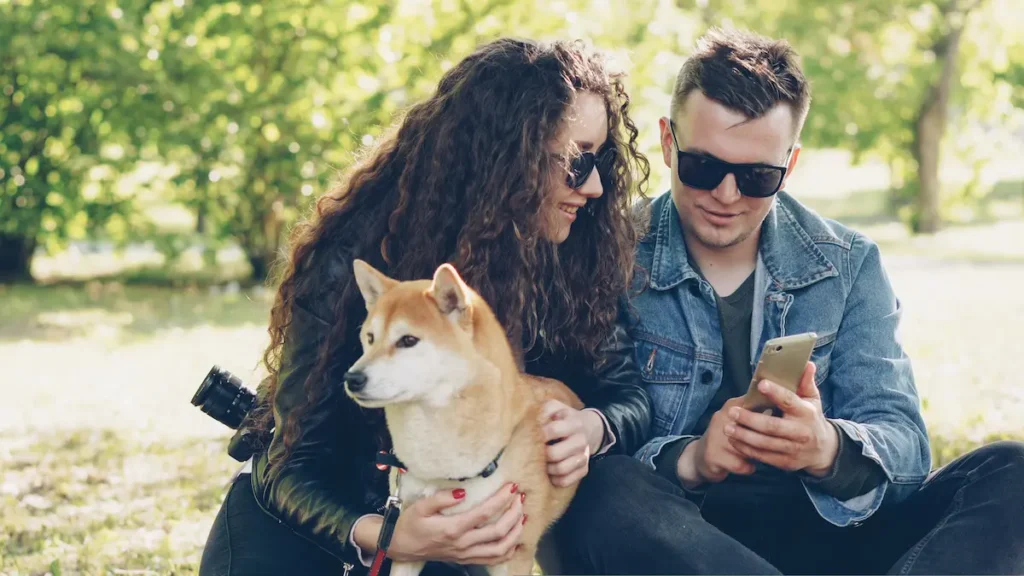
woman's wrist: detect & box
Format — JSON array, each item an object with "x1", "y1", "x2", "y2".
[
  {"x1": 581, "y1": 409, "x2": 607, "y2": 454},
  {"x1": 351, "y1": 515, "x2": 383, "y2": 554}
]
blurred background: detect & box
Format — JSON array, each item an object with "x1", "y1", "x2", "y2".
[{"x1": 1, "y1": 0, "x2": 1022, "y2": 574}]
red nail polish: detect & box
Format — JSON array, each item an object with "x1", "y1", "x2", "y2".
[
  {"x1": 510, "y1": 483, "x2": 518, "y2": 493},
  {"x1": 453, "y1": 488, "x2": 466, "y2": 499},
  {"x1": 520, "y1": 492, "x2": 526, "y2": 504}
]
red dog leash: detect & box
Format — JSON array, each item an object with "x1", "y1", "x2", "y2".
[
  {"x1": 367, "y1": 452, "x2": 407, "y2": 576},
  {"x1": 363, "y1": 446, "x2": 502, "y2": 576}
]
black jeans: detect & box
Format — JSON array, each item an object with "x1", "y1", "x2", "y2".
[
  {"x1": 546, "y1": 441, "x2": 1024, "y2": 575},
  {"x1": 199, "y1": 473, "x2": 472, "y2": 576}
]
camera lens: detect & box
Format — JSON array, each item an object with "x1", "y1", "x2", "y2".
[{"x1": 192, "y1": 365, "x2": 256, "y2": 430}]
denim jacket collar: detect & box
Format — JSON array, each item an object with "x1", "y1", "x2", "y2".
[{"x1": 648, "y1": 192, "x2": 839, "y2": 292}]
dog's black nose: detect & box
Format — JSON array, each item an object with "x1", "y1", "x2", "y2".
[{"x1": 344, "y1": 370, "x2": 368, "y2": 392}]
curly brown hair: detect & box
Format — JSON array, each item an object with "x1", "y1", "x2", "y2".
[{"x1": 248, "y1": 37, "x2": 650, "y2": 464}]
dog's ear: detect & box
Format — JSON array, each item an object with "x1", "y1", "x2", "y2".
[
  {"x1": 352, "y1": 259, "x2": 397, "y2": 310},
  {"x1": 429, "y1": 263, "x2": 471, "y2": 324}
]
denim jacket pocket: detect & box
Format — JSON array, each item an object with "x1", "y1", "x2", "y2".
[{"x1": 634, "y1": 334, "x2": 694, "y2": 437}]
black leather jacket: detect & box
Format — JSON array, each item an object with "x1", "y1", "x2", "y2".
[{"x1": 245, "y1": 249, "x2": 652, "y2": 569}]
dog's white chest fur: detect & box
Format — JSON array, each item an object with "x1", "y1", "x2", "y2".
[
  {"x1": 391, "y1": 467, "x2": 506, "y2": 518},
  {"x1": 387, "y1": 468, "x2": 509, "y2": 576}
]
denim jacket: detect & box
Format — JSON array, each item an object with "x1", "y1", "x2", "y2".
[{"x1": 629, "y1": 190, "x2": 932, "y2": 527}]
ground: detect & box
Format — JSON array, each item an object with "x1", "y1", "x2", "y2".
[{"x1": 2, "y1": 152, "x2": 1023, "y2": 575}]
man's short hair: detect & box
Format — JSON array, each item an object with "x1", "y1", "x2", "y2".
[{"x1": 671, "y1": 27, "x2": 811, "y2": 141}]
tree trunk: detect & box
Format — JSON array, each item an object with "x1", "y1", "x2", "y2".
[
  {"x1": 196, "y1": 203, "x2": 207, "y2": 234},
  {"x1": 912, "y1": 16, "x2": 966, "y2": 233},
  {"x1": 0, "y1": 233, "x2": 36, "y2": 283},
  {"x1": 247, "y1": 253, "x2": 271, "y2": 283},
  {"x1": 246, "y1": 199, "x2": 284, "y2": 282}
]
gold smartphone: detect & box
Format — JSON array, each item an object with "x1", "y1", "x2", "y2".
[{"x1": 742, "y1": 332, "x2": 818, "y2": 415}]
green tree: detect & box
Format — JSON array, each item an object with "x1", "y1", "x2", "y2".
[
  {"x1": 692, "y1": 0, "x2": 1023, "y2": 232},
  {"x1": 0, "y1": 0, "x2": 161, "y2": 282},
  {"x1": 149, "y1": 0, "x2": 555, "y2": 280}
]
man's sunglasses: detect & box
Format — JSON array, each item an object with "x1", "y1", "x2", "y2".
[
  {"x1": 669, "y1": 121, "x2": 789, "y2": 198},
  {"x1": 564, "y1": 146, "x2": 615, "y2": 189}
]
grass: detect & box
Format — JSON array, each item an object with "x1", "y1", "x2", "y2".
[
  {"x1": 3, "y1": 161, "x2": 1024, "y2": 574},
  {"x1": 1, "y1": 284, "x2": 270, "y2": 576},
  {"x1": 1, "y1": 431, "x2": 239, "y2": 576},
  {"x1": 5, "y1": 256, "x2": 1024, "y2": 575}
]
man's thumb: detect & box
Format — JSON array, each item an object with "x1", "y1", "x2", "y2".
[{"x1": 797, "y1": 361, "x2": 818, "y2": 399}]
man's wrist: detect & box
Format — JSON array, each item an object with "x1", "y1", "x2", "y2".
[
  {"x1": 805, "y1": 419, "x2": 841, "y2": 477},
  {"x1": 677, "y1": 437, "x2": 706, "y2": 489}
]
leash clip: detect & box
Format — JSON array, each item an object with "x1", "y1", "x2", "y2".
[
  {"x1": 367, "y1": 495, "x2": 402, "y2": 576},
  {"x1": 378, "y1": 494, "x2": 402, "y2": 551}
]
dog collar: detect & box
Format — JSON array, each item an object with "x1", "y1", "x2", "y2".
[
  {"x1": 453, "y1": 447, "x2": 504, "y2": 482},
  {"x1": 375, "y1": 448, "x2": 505, "y2": 482}
]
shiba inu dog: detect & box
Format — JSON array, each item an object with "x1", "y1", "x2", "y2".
[{"x1": 344, "y1": 259, "x2": 583, "y2": 576}]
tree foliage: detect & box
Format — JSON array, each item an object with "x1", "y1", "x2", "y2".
[
  {"x1": 0, "y1": 0, "x2": 163, "y2": 281},
  {"x1": 702, "y1": 0, "x2": 1024, "y2": 229},
  {"x1": 2, "y1": 0, "x2": 1021, "y2": 282}
]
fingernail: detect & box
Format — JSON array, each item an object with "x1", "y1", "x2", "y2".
[
  {"x1": 520, "y1": 492, "x2": 526, "y2": 504},
  {"x1": 725, "y1": 424, "x2": 735, "y2": 436},
  {"x1": 453, "y1": 488, "x2": 466, "y2": 499},
  {"x1": 510, "y1": 483, "x2": 519, "y2": 494},
  {"x1": 759, "y1": 380, "x2": 770, "y2": 392},
  {"x1": 729, "y1": 407, "x2": 740, "y2": 419},
  {"x1": 522, "y1": 514, "x2": 528, "y2": 525}
]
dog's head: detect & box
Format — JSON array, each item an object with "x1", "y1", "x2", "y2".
[{"x1": 343, "y1": 259, "x2": 505, "y2": 408}]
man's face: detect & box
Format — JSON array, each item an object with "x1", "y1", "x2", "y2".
[{"x1": 660, "y1": 91, "x2": 801, "y2": 252}]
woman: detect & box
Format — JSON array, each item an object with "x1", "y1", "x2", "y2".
[{"x1": 199, "y1": 37, "x2": 652, "y2": 576}]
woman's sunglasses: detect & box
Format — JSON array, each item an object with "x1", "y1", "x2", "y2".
[
  {"x1": 669, "y1": 121, "x2": 789, "y2": 198},
  {"x1": 565, "y1": 146, "x2": 615, "y2": 190}
]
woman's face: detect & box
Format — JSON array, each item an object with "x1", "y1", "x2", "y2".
[{"x1": 541, "y1": 91, "x2": 609, "y2": 244}]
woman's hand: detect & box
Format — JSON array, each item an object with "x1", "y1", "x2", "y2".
[
  {"x1": 539, "y1": 400, "x2": 606, "y2": 487},
  {"x1": 353, "y1": 483, "x2": 527, "y2": 566}
]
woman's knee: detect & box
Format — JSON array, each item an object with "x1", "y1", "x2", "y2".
[
  {"x1": 562, "y1": 454, "x2": 680, "y2": 531},
  {"x1": 198, "y1": 485, "x2": 233, "y2": 576},
  {"x1": 574, "y1": 455, "x2": 659, "y2": 508},
  {"x1": 579, "y1": 455, "x2": 643, "y2": 493}
]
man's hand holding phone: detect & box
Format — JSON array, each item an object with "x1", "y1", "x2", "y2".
[
  {"x1": 675, "y1": 332, "x2": 841, "y2": 488},
  {"x1": 676, "y1": 396, "x2": 756, "y2": 489},
  {"x1": 725, "y1": 361, "x2": 839, "y2": 477}
]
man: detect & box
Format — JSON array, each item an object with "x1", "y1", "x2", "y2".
[{"x1": 550, "y1": 28, "x2": 1024, "y2": 574}]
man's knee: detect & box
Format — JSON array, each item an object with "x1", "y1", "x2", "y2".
[
  {"x1": 942, "y1": 440, "x2": 1024, "y2": 512},
  {"x1": 985, "y1": 440, "x2": 1024, "y2": 466},
  {"x1": 978, "y1": 441, "x2": 1024, "y2": 498},
  {"x1": 961, "y1": 440, "x2": 1024, "y2": 476}
]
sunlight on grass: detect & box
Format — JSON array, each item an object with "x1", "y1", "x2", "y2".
[
  {"x1": 1, "y1": 430, "x2": 239, "y2": 575},
  {"x1": 3, "y1": 257, "x2": 1023, "y2": 574},
  {"x1": 3, "y1": 158, "x2": 1024, "y2": 574}
]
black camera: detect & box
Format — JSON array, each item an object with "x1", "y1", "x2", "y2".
[
  {"x1": 192, "y1": 365, "x2": 266, "y2": 462},
  {"x1": 192, "y1": 365, "x2": 256, "y2": 429}
]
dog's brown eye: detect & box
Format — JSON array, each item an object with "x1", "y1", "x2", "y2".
[
  {"x1": 366, "y1": 333, "x2": 374, "y2": 345},
  {"x1": 396, "y1": 335, "x2": 419, "y2": 349}
]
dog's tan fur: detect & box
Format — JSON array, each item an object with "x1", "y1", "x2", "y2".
[{"x1": 348, "y1": 259, "x2": 582, "y2": 576}]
